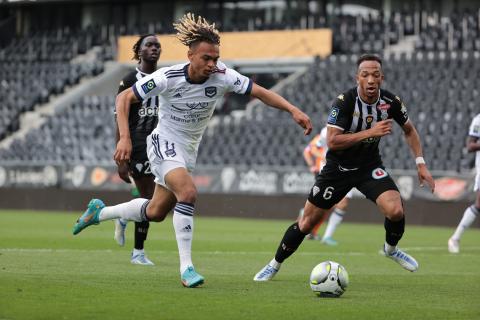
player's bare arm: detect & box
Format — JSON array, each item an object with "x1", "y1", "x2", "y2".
[
  {"x1": 466, "y1": 136, "x2": 480, "y2": 152},
  {"x1": 250, "y1": 83, "x2": 312, "y2": 135},
  {"x1": 114, "y1": 87, "x2": 139, "y2": 162},
  {"x1": 327, "y1": 119, "x2": 392, "y2": 150},
  {"x1": 401, "y1": 120, "x2": 435, "y2": 192}
]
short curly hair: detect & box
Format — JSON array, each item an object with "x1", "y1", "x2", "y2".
[{"x1": 132, "y1": 34, "x2": 157, "y2": 61}]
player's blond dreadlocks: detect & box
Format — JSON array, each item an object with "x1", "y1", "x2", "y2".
[{"x1": 173, "y1": 13, "x2": 220, "y2": 47}]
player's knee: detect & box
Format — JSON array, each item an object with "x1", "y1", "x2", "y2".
[
  {"x1": 177, "y1": 187, "x2": 197, "y2": 203},
  {"x1": 146, "y1": 203, "x2": 168, "y2": 222},
  {"x1": 386, "y1": 204, "x2": 404, "y2": 221}
]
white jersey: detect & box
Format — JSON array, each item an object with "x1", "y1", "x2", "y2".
[
  {"x1": 469, "y1": 113, "x2": 480, "y2": 173},
  {"x1": 133, "y1": 61, "x2": 252, "y2": 153}
]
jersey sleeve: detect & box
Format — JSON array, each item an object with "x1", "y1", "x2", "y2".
[
  {"x1": 224, "y1": 68, "x2": 253, "y2": 95},
  {"x1": 326, "y1": 94, "x2": 350, "y2": 131},
  {"x1": 469, "y1": 115, "x2": 480, "y2": 138},
  {"x1": 389, "y1": 95, "x2": 409, "y2": 126},
  {"x1": 132, "y1": 69, "x2": 167, "y2": 101}
]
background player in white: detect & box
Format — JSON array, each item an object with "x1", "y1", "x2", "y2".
[
  {"x1": 72, "y1": 13, "x2": 312, "y2": 288},
  {"x1": 302, "y1": 126, "x2": 353, "y2": 245},
  {"x1": 448, "y1": 113, "x2": 480, "y2": 253}
]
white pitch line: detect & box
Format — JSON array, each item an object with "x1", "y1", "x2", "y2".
[{"x1": 1, "y1": 247, "x2": 479, "y2": 256}]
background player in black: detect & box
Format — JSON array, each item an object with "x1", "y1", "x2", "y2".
[
  {"x1": 113, "y1": 34, "x2": 163, "y2": 265},
  {"x1": 254, "y1": 54, "x2": 436, "y2": 281}
]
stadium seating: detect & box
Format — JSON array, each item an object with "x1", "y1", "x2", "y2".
[{"x1": 0, "y1": 27, "x2": 108, "y2": 140}]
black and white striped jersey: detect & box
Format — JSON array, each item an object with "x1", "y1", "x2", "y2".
[
  {"x1": 117, "y1": 68, "x2": 159, "y2": 138},
  {"x1": 326, "y1": 87, "x2": 409, "y2": 168}
]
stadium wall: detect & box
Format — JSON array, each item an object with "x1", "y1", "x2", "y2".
[
  {"x1": 117, "y1": 29, "x2": 333, "y2": 63},
  {"x1": 0, "y1": 187, "x2": 477, "y2": 229}
]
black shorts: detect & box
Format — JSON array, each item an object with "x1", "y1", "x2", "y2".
[
  {"x1": 307, "y1": 162, "x2": 399, "y2": 209},
  {"x1": 129, "y1": 137, "x2": 153, "y2": 179}
]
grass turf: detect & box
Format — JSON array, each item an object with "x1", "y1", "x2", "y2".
[{"x1": 0, "y1": 210, "x2": 479, "y2": 320}]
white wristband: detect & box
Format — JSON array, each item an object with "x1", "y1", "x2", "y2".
[{"x1": 415, "y1": 157, "x2": 426, "y2": 165}]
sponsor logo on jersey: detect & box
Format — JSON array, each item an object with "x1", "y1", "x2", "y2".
[
  {"x1": 328, "y1": 107, "x2": 339, "y2": 124},
  {"x1": 378, "y1": 103, "x2": 390, "y2": 120},
  {"x1": 138, "y1": 106, "x2": 158, "y2": 117},
  {"x1": 141, "y1": 79, "x2": 156, "y2": 94},
  {"x1": 173, "y1": 93, "x2": 182, "y2": 98},
  {"x1": 186, "y1": 102, "x2": 209, "y2": 110},
  {"x1": 234, "y1": 77, "x2": 241, "y2": 86},
  {"x1": 372, "y1": 168, "x2": 388, "y2": 179},
  {"x1": 205, "y1": 86, "x2": 217, "y2": 97},
  {"x1": 378, "y1": 103, "x2": 390, "y2": 111}
]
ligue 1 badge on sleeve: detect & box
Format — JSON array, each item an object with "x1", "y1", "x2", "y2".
[{"x1": 378, "y1": 103, "x2": 390, "y2": 120}]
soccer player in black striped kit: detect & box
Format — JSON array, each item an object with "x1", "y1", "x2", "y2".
[
  {"x1": 113, "y1": 34, "x2": 173, "y2": 265},
  {"x1": 254, "y1": 54, "x2": 436, "y2": 281}
]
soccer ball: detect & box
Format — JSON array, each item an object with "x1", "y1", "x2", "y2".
[{"x1": 310, "y1": 261, "x2": 349, "y2": 297}]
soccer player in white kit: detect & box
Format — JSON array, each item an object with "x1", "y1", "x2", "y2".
[
  {"x1": 448, "y1": 113, "x2": 480, "y2": 253},
  {"x1": 72, "y1": 13, "x2": 312, "y2": 287}
]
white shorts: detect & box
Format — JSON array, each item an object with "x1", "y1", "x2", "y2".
[
  {"x1": 345, "y1": 189, "x2": 354, "y2": 199},
  {"x1": 146, "y1": 134, "x2": 197, "y2": 187},
  {"x1": 474, "y1": 172, "x2": 480, "y2": 192}
]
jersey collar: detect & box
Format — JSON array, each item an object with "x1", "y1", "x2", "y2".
[
  {"x1": 356, "y1": 86, "x2": 380, "y2": 106},
  {"x1": 184, "y1": 64, "x2": 209, "y2": 84}
]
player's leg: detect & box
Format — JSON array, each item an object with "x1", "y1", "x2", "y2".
[
  {"x1": 130, "y1": 175, "x2": 156, "y2": 265},
  {"x1": 254, "y1": 165, "x2": 350, "y2": 281},
  {"x1": 254, "y1": 200, "x2": 330, "y2": 281},
  {"x1": 162, "y1": 167, "x2": 204, "y2": 287},
  {"x1": 448, "y1": 186, "x2": 480, "y2": 253},
  {"x1": 358, "y1": 169, "x2": 418, "y2": 272}
]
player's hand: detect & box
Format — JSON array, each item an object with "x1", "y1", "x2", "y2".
[
  {"x1": 292, "y1": 108, "x2": 312, "y2": 135},
  {"x1": 370, "y1": 119, "x2": 393, "y2": 137},
  {"x1": 114, "y1": 138, "x2": 132, "y2": 163},
  {"x1": 309, "y1": 165, "x2": 317, "y2": 173},
  {"x1": 417, "y1": 164, "x2": 435, "y2": 193},
  {"x1": 117, "y1": 161, "x2": 131, "y2": 184}
]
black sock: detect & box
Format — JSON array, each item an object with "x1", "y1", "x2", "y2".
[
  {"x1": 274, "y1": 222, "x2": 308, "y2": 263},
  {"x1": 134, "y1": 221, "x2": 150, "y2": 250},
  {"x1": 384, "y1": 216, "x2": 405, "y2": 246}
]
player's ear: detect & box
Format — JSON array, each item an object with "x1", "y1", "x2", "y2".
[{"x1": 187, "y1": 48, "x2": 194, "y2": 61}]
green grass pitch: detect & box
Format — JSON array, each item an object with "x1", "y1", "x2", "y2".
[{"x1": 1, "y1": 210, "x2": 479, "y2": 320}]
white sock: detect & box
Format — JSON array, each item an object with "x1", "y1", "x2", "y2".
[
  {"x1": 384, "y1": 242, "x2": 397, "y2": 255},
  {"x1": 322, "y1": 208, "x2": 345, "y2": 239},
  {"x1": 270, "y1": 258, "x2": 282, "y2": 270},
  {"x1": 132, "y1": 248, "x2": 144, "y2": 256},
  {"x1": 173, "y1": 202, "x2": 195, "y2": 274},
  {"x1": 451, "y1": 206, "x2": 479, "y2": 241},
  {"x1": 99, "y1": 198, "x2": 149, "y2": 222}
]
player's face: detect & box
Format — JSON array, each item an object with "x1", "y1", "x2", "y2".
[
  {"x1": 188, "y1": 41, "x2": 220, "y2": 79},
  {"x1": 356, "y1": 60, "x2": 384, "y2": 102},
  {"x1": 140, "y1": 36, "x2": 161, "y2": 63}
]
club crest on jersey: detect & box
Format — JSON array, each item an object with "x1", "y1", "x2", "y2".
[
  {"x1": 372, "y1": 168, "x2": 388, "y2": 179},
  {"x1": 328, "y1": 107, "x2": 339, "y2": 124},
  {"x1": 366, "y1": 115, "x2": 374, "y2": 124},
  {"x1": 205, "y1": 86, "x2": 217, "y2": 98},
  {"x1": 141, "y1": 79, "x2": 156, "y2": 94},
  {"x1": 312, "y1": 186, "x2": 320, "y2": 197}
]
